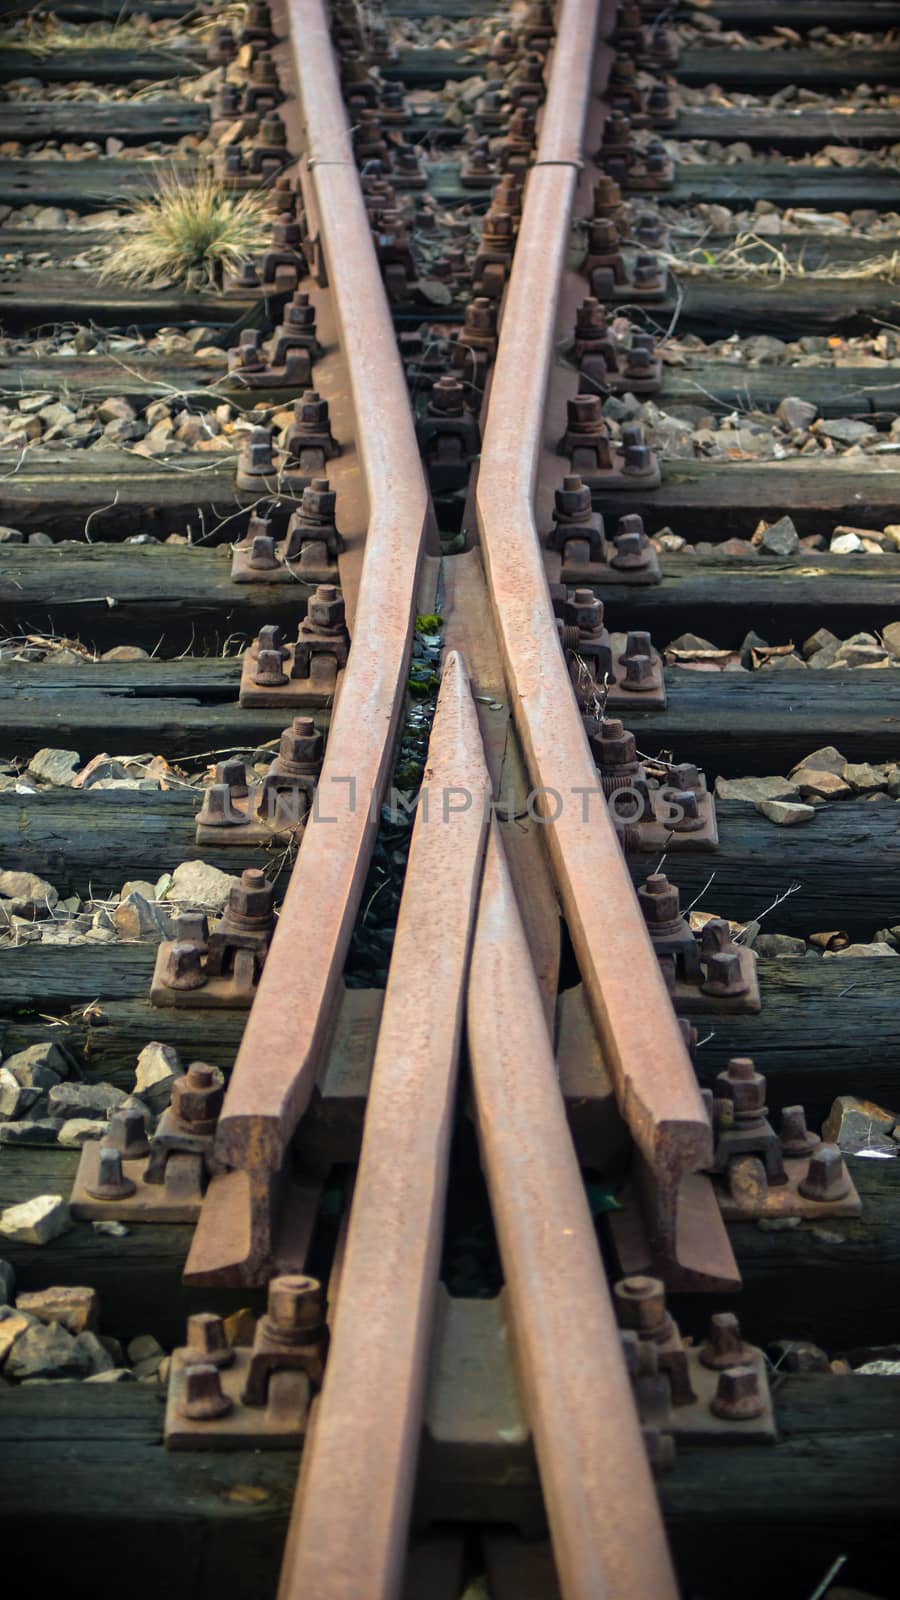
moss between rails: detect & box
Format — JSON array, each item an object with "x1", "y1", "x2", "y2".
[{"x1": 345, "y1": 617, "x2": 442, "y2": 987}]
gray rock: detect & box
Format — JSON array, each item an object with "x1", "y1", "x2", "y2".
[
  {"x1": 72, "y1": 1330, "x2": 115, "y2": 1375},
  {"x1": 0, "y1": 1119, "x2": 64, "y2": 1147},
  {"x1": 0, "y1": 1195, "x2": 72, "y2": 1245},
  {"x1": 91, "y1": 1220, "x2": 129, "y2": 1238},
  {"x1": 0, "y1": 870, "x2": 59, "y2": 918},
  {"x1": 768, "y1": 1340, "x2": 831, "y2": 1374},
  {"x1": 4, "y1": 1041, "x2": 69, "y2": 1090},
  {"x1": 47, "y1": 1081, "x2": 127, "y2": 1121},
  {"x1": 164, "y1": 859, "x2": 239, "y2": 912},
  {"x1": 0, "y1": 1307, "x2": 37, "y2": 1363},
  {"x1": 113, "y1": 891, "x2": 171, "y2": 941},
  {"x1": 715, "y1": 775, "x2": 799, "y2": 804},
  {"x1": 753, "y1": 934, "x2": 807, "y2": 958},
  {"x1": 789, "y1": 746, "x2": 847, "y2": 777},
  {"x1": 57, "y1": 1119, "x2": 107, "y2": 1148},
  {"x1": 757, "y1": 798, "x2": 816, "y2": 825},
  {"x1": 0, "y1": 1067, "x2": 39, "y2": 1121},
  {"x1": 134, "y1": 1041, "x2": 183, "y2": 1111},
  {"x1": 85, "y1": 1367, "x2": 136, "y2": 1383},
  {"x1": 97, "y1": 396, "x2": 136, "y2": 424},
  {"x1": 100, "y1": 646, "x2": 150, "y2": 662},
  {"x1": 6, "y1": 1320, "x2": 94, "y2": 1381},
  {"x1": 821, "y1": 1094, "x2": 897, "y2": 1156},
  {"x1": 759, "y1": 516, "x2": 800, "y2": 557},
  {"x1": 822, "y1": 942, "x2": 899, "y2": 958},
  {"x1": 26, "y1": 748, "x2": 81, "y2": 786},
  {"x1": 818, "y1": 417, "x2": 879, "y2": 446},
  {"x1": 776, "y1": 396, "x2": 818, "y2": 431},
  {"x1": 802, "y1": 628, "x2": 840, "y2": 660},
  {"x1": 16, "y1": 1285, "x2": 98, "y2": 1334}
]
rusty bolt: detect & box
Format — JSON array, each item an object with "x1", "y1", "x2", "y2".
[
  {"x1": 278, "y1": 715, "x2": 322, "y2": 768},
  {"x1": 218, "y1": 759, "x2": 249, "y2": 797},
  {"x1": 463, "y1": 297, "x2": 496, "y2": 337},
  {"x1": 699, "y1": 1312, "x2": 752, "y2": 1371},
  {"x1": 161, "y1": 941, "x2": 207, "y2": 991},
  {"x1": 259, "y1": 112, "x2": 286, "y2": 147},
  {"x1": 669, "y1": 761, "x2": 702, "y2": 793},
  {"x1": 555, "y1": 474, "x2": 593, "y2": 523},
  {"x1": 87, "y1": 1145, "x2": 137, "y2": 1202},
  {"x1": 626, "y1": 345, "x2": 654, "y2": 375},
  {"x1": 612, "y1": 529, "x2": 652, "y2": 570},
  {"x1": 248, "y1": 535, "x2": 279, "y2": 571},
  {"x1": 623, "y1": 654, "x2": 653, "y2": 691},
  {"x1": 710, "y1": 1365, "x2": 765, "y2": 1421},
  {"x1": 240, "y1": 426, "x2": 275, "y2": 476},
  {"x1": 196, "y1": 783, "x2": 233, "y2": 827},
  {"x1": 300, "y1": 479, "x2": 336, "y2": 522},
  {"x1": 185, "y1": 1312, "x2": 235, "y2": 1369},
  {"x1": 593, "y1": 717, "x2": 637, "y2": 768},
  {"x1": 430, "y1": 375, "x2": 465, "y2": 416},
  {"x1": 575, "y1": 296, "x2": 607, "y2": 338},
  {"x1": 780, "y1": 1105, "x2": 821, "y2": 1159},
  {"x1": 635, "y1": 256, "x2": 661, "y2": 289},
  {"x1": 171, "y1": 1062, "x2": 225, "y2": 1130},
  {"x1": 702, "y1": 950, "x2": 749, "y2": 998},
  {"x1": 254, "y1": 647, "x2": 288, "y2": 687},
  {"x1": 285, "y1": 290, "x2": 316, "y2": 331},
  {"x1": 179, "y1": 1362, "x2": 233, "y2": 1422},
  {"x1": 227, "y1": 866, "x2": 273, "y2": 921},
  {"x1": 566, "y1": 393, "x2": 605, "y2": 435},
  {"x1": 590, "y1": 217, "x2": 620, "y2": 253},
  {"x1": 667, "y1": 789, "x2": 703, "y2": 830},
  {"x1": 568, "y1": 587, "x2": 604, "y2": 632},
  {"x1": 294, "y1": 391, "x2": 330, "y2": 432},
  {"x1": 613, "y1": 1275, "x2": 669, "y2": 1340},
  {"x1": 308, "y1": 583, "x2": 346, "y2": 630},
  {"x1": 638, "y1": 873, "x2": 681, "y2": 928},
  {"x1": 238, "y1": 328, "x2": 264, "y2": 367},
  {"x1": 798, "y1": 1143, "x2": 851, "y2": 1202},
  {"x1": 105, "y1": 1108, "x2": 151, "y2": 1161},
  {"x1": 624, "y1": 442, "x2": 653, "y2": 475},
  {"x1": 700, "y1": 919, "x2": 732, "y2": 955},
  {"x1": 173, "y1": 910, "x2": 209, "y2": 947},
  {"x1": 267, "y1": 1274, "x2": 323, "y2": 1341},
  {"x1": 257, "y1": 624, "x2": 288, "y2": 659},
  {"x1": 716, "y1": 1057, "x2": 765, "y2": 1115},
  {"x1": 272, "y1": 212, "x2": 301, "y2": 250}
]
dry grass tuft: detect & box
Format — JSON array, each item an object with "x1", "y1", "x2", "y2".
[
  {"x1": 99, "y1": 170, "x2": 271, "y2": 291},
  {"x1": 665, "y1": 230, "x2": 900, "y2": 284}
]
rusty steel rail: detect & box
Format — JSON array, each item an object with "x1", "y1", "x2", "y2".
[
  {"x1": 192, "y1": 0, "x2": 432, "y2": 1280},
  {"x1": 469, "y1": 820, "x2": 679, "y2": 1600},
  {"x1": 277, "y1": 653, "x2": 490, "y2": 1600},
  {"x1": 474, "y1": 0, "x2": 712, "y2": 1257}
]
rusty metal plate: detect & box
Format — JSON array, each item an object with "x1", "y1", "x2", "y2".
[
  {"x1": 70, "y1": 1142, "x2": 204, "y2": 1223},
  {"x1": 165, "y1": 1350, "x2": 310, "y2": 1449},
  {"x1": 150, "y1": 943, "x2": 259, "y2": 1009},
  {"x1": 231, "y1": 541, "x2": 338, "y2": 586},
  {"x1": 554, "y1": 549, "x2": 661, "y2": 586},
  {"x1": 195, "y1": 787, "x2": 306, "y2": 847},
  {"x1": 674, "y1": 1347, "x2": 776, "y2": 1445},
  {"x1": 716, "y1": 1154, "x2": 863, "y2": 1222},
  {"x1": 668, "y1": 946, "x2": 762, "y2": 1015},
  {"x1": 239, "y1": 642, "x2": 344, "y2": 708},
  {"x1": 629, "y1": 788, "x2": 719, "y2": 851}
]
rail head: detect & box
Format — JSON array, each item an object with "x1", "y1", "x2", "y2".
[
  {"x1": 204, "y1": 0, "x2": 431, "y2": 1273},
  {"x1": 475, "y1": 0, "x2": 713, "y2": 1214}
]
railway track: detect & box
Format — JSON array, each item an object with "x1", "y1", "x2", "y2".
[{"x1": 0, "y1": 1, "x2": 899, "y2": 1597}]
